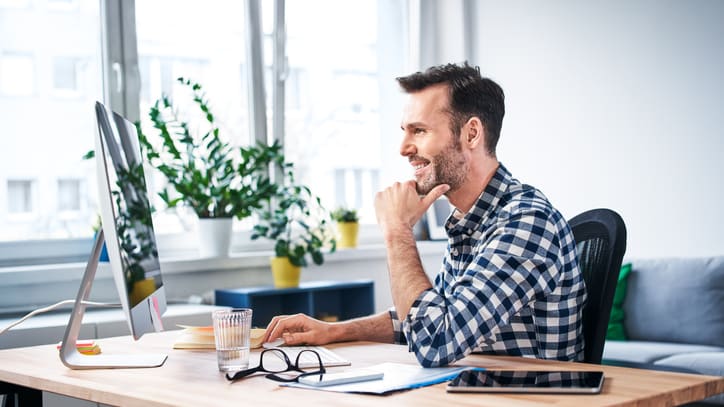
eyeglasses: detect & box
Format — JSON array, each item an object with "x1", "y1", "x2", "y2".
[{"x1": 225, "y1": 348, "x2": 326, "y2": 383}]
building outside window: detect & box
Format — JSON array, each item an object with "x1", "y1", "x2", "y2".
[
  {"x1": 266, "y1": 0, "x2": 404, "y2": 224},
  {"x1": 46, "y1": 0, "x2": 77, "y2": 10},
  {"x1": 0, "y1": 53, "x2": 35, "y2": 96},
  {"x1": 52, "y1": 56, "x2": 84, "y2": 94},
  {"x1": 57, "y1": 178, "x2": 81, "y2": 212},
  {"x1": 6, "y1": 180, "x2": 34, "y2": 214},
  {"x1": 0, "y1": 0, "x2": 29, "y2": 10},
  {"x1": 0, "y1": 1, "x2": 102, "y2": 245}
]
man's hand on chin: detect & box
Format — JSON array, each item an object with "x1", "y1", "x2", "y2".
[{"x1": 374, "y1": 181, "x2": 449, "y2": 240}]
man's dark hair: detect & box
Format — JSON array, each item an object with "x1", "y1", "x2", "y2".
[{"x1": 396, "y1": 62, "x2": 505, "y2": 155}]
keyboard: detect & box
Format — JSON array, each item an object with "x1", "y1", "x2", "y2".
[{"x1": 270, "y1": 345, "x2": 351, "y2": 369}]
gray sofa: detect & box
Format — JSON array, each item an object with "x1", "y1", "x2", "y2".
[{"x1": 602, "y1": 256, "x2": 724, "y2": 405}]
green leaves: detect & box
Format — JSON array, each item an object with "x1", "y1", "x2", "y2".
[
  {"x1": 251, "y1": 160, "x2": 336, "y2": 268},
  {"x1": 138, "y1": 77, "x2": 283, "y2": 220},
  {"x1": 139, "y1": 77, "x2": 336, "y2": 267},
  {"x1": 331, "y1": 207, "x2": 359, "y2": 222}
]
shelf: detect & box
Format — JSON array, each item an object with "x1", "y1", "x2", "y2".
[{"x1": 214, "y1": 280, "x2": 374, "y2": 328}]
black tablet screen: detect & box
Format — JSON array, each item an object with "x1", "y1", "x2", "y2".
[{"x1": 447, "y1": 370, "x2": 604, "y2": 394}]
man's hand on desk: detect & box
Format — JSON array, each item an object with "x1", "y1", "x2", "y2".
[
  {"x1": 263, "y1": 312, "x2": 395, "y2": 345},
  {"x1": 263, "y1": 313, "x2": 336, "y2": 346}
]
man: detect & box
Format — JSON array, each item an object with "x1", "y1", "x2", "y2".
[{"x1": 262, "y1": 62, "x2": 586, "y2": 367}]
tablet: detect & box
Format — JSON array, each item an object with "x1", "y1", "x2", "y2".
[{"x1": 446, "y1": 370, "x2": 604, "y2": 394}]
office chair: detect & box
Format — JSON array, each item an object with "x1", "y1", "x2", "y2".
[
  {"x1": 569, "y1": 208, "x2": 627, "y2": 364},
  {"x1": 1, "y1": 382, "x2": 41, "y2": 407}
]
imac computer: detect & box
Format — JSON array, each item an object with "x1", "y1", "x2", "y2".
[{"x1": 59, "y1": 101, "x2": 168, "y2": 369}]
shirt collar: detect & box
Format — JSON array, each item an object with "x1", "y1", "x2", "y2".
[{"x1": 445, "y1": 163, "x2": 513, "y2": 237}]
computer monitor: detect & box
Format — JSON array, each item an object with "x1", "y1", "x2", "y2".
[{"x1": 59, "y1": 101, "x2": 167, "y2": 369}]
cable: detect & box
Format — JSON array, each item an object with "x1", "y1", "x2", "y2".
[{"x1": 0, "y1": 300, "x2": 121, "y2": 336}]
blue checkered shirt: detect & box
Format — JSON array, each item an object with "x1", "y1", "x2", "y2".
[{"x1": 389, "y1": 164, "x2": 586, "y2": 367}]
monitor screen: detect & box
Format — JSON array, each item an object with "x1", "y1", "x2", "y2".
[{"x1": 94, "y1": 101, "x2": 166, "y2": 339}]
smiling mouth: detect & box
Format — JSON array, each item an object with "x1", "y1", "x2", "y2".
[{"x1": 411, "y1": 160, "x2": 430, "y2": 176}]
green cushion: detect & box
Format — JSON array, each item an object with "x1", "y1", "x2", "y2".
[{"x1": 606, "y1": 263, "x2": 632, "y2": 341}]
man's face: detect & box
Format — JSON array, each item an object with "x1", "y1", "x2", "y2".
[{"x1": 400, "y1": 84, "x2": 468, "y2": 195}]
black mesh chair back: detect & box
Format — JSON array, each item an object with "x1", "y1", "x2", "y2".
[{"x1": 569, "y1": 208, "x2": 627, "y2": 364}]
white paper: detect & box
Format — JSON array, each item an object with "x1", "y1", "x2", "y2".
[{"x1": 283, "y1": 362, "x2": 469, "y2": 394}]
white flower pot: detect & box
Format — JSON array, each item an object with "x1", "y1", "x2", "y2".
[{"x1": 197, "y1": 217, "x2": 233, "y2": 258}]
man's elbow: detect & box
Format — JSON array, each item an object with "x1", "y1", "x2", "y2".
[{"x1": 413, "y1": 347, "x2": 458, "y2": 368}]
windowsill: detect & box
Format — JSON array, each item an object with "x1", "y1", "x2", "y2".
[{"x1": 0, "y1": 240, "x2": 448, "y2": 285}]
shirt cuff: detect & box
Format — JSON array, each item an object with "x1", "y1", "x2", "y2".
[
  {"x1": 387, "y1": 307, "x2": 407, "y2": 345},
  {"x1": 400, "y1": 288, "x2": 441, "y2": 351}
]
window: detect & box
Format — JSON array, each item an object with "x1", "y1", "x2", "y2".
[
  {"x1": 135, "y1": 0, "x2": 250, "y2": 235},
  {"x1": 57, "y1": 178, "x2": 81, "y2": 212},
  {"x1": 0, "y1": 0, "x2": 29, "y2": 9},
  {"x1": 0, "y1": 53, "x2": 35, "y2": 96},
  {"x1": 0, "y1": 0, "x2": 409, "y2": 265},
  {"x1": 0, "y1": 2, "x2": 102, "y2": 245},
  {"x1": 46, "y1": 0, "x2": 77, "y2": 10},
  {"x1": 52, "y1": 56, "x2": 83, "y2": 94},
  {"x1": 7, "y1": 180, "x2": 33, "y2": 214},
  {"x1": 269, "y1": 0, "x2": 406, "y2": 224}
]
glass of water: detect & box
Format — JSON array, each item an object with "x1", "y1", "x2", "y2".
[{"x1": 212, "y1": 308, "x2": 253, "y2": 372}]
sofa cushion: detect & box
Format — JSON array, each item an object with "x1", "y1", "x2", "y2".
[
  {"x1": 607, "y1": 262, "x2": 632, "y2": 340},
  {"x1": 654, "y1": 352, "x2": 724, "y2": 405},
  {"x1": 603, "y1": 340, "x2": 724, "y2": 364},
  {"x1": 655, "y1": 352, "x2": 724, "y2": 377},
  {"x1": 623, "y1": 257, "x2": 724, "y2": 347}
]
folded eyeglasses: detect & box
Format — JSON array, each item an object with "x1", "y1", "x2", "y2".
[{"x1": 225, "y1": 348, "x2": 326, "y2": 383}]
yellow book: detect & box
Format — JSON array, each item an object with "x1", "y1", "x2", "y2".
[{"x1": 173, "y1": 325, "x2": 215, "y2": 349}]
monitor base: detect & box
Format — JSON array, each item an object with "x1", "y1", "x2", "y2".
[
  {"x1": 59, "y1": 230, "x2": 168, "y2": 370},
  {"x1": 61, "y1": 351, "x2": 167, "y2": 369}
]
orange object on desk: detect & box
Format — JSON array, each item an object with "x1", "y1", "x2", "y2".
[{"x1": 56, "y1": 340, "x2": 101, "y2": 355}]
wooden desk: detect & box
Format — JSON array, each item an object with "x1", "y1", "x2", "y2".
[{"x1": 1, "y1": 330, "x2": 722, "y2": 407}]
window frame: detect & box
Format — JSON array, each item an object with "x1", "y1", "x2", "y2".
[{"x1": 0, "y1": 0, "x2": 401, "y2": 273}]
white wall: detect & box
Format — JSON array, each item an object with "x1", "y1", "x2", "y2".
[{"x1": 472, "y1": 1, "x2": 724, "y2": 258}]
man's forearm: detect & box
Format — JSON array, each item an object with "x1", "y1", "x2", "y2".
[
  {"x1": 330, "y1": 311, "x2": 395, "y2": 343},
  {"x1": 385, "y1": 228, "x2": 433, "y2": 318}
]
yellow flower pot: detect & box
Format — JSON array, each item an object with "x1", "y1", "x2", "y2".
[
  {"x1": 129, "y1": 278, "x2": 157, "y2": 307},
  {"x1": 337, "y1": 221, "x2": 359, "y2": 249},
  {"x1": 270, "y1": 256, "x2": 302, "y2": 288}
]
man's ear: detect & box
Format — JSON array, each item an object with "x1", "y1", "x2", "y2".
[{"x1": 463, "y1": 117, "x2": 484, "y2": 149}]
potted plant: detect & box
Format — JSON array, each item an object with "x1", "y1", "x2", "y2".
[
  {"x1": 137, "y1": 77, "x2": 284, "y2": 257},
  {"x1": 331, "y1": 206, "x2": 360, "y2": 249},
  {"x1": 251, "y1": 163, "x2": 336, "y2": 288}
]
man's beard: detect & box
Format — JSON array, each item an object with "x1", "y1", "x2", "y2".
[{"x1": 415, "y1": 138, "x2": 468, "y2": 195}]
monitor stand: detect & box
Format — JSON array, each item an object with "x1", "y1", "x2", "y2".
[{"x1": 59, "y1": 229, "x2": 168, "y2": 369}]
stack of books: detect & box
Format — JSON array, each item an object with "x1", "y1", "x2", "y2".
[
  {"x1": 172, "y1": 325, "x2": 267, "y2": 349},
  {"x1": 56, "y1": 340, "x2": 101, "y2": 355},
  {"x1": 173, "y1": 325, "x2": 215, "y2": 349}
]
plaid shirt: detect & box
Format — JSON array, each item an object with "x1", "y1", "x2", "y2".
[{"x1": 389, "y1": 164, "x2": 586, "y2": 367}]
